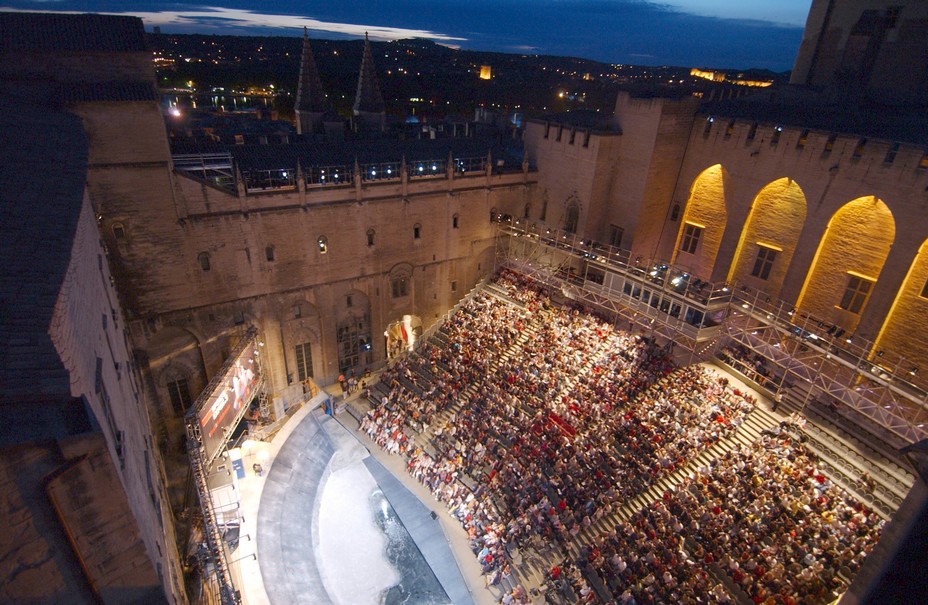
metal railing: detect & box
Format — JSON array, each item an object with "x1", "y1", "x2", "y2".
[{"x1": 495, "y1": 224, "x2": 928, "y2": 445}]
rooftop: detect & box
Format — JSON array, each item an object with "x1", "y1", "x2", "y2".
[
  {"x1": 0, "y1": 102, "x2": 88, "y2": 401},
  {"x1": 57, "y1": 81, "x2": 158, "y2": 104},
  {"x1": 0, "y1": 12, "x2": 147, "y2": 54},
  {"x1": 702, "y1": 86, "x2": 928, "y2": 146},
  {"x1": 172, "y1": 135, "x2": 526, "y2": 172},
  {"x1": 528, "y1": 109, "x2": 620, "y2": 133}
]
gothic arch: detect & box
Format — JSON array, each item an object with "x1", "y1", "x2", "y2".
[
  {"x1": 727, "y1": 177, "x2": 808, "y2": 295},
  {"x1": 146, "y1": 325, "x2": 204, "y2": 371},
  {"x1": 671, "y1": 164, "x2": 729, "y2": 277},
  {"x1": 797, "y1": 195, "x2": 895, "y2": 334},
  {"x1": 145, "y1": 325, "x2": 207, "y2": 419},
  {"x1": 339, "y1": 288, "x2": 371, "y2": 322},
  {"x1": 873, "y1": 238, "x2": 928, "y2": 373},
  {"x1": 388, "y1": 262, "x2": 414, "y2": 281},
  {"x1": 563, "y1": 195, "x2": 581, "y2": 234},
  {"x1": 158, "y1": 359, "x2": 198, "y2": 387}
]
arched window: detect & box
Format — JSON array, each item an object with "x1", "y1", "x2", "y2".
[
  {"x1": 565, "y1": 202, "x2": 580, "y2": 234},
  {"x1": 367, "y1": 229, "x2": 375, "y2": 247},
  {"x1": 163, "y1": 365, "x2": 193, "y2": 415},
  {"x1": 389, "y1": 263, "x2": 413, "y2": 299},
  {"x1": 197, "y1": 252, "x2": 211, "y2": 272},
  {"x1": 166, "y1": 376, "x2": 191, "y2": 414},
  {"x1": 317, "y1": 236, "x2": 328, "y2": 254}
]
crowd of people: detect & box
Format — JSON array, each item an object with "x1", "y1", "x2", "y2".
[
  {"x1": 355, "y1": 269, "x2": 882, "y2": 604},
  {"x1": 578, "y1": 433, "x2": 884, "y2": 604}
]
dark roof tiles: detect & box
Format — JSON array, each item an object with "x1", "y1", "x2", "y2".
[
  {"x1": 0, "y1": 103, "x2": 89, "y2": 398},
  {"x1": 57, "y1": 81, "x2": 158, "y2": 104},
  {"x1": 0, "y1": 12, "x2": 147, "y2": 54}
]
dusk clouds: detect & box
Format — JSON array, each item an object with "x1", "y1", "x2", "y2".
[{"x1": 0, "y1": 1, "x2": 810, "y2": 70}]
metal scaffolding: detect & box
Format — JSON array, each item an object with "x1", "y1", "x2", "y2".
[
  {"x1": 185, "y1": 327, "x2": 263, "y2": 605},
  {"x1": 494, "y1": 224, "x2": 928, "y2": 446}
]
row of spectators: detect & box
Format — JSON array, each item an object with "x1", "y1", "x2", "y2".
[{"x1": 579, "y1": 434, "x2": 884, "y2": 604}]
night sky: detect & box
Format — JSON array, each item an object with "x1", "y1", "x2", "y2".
[{"x1": 0, "y1": 1, "x2": 812, "y2": 71}]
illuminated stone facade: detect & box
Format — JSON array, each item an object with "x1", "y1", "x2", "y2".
[{"x1": 526, "y1": 90, "x2": 928, "y2": 384}]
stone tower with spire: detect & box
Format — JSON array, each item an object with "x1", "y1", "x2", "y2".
[
  {"x1": 352, "y1": 32, "x2": 386, "y2": 134},
  {"x1": 295, "y1": 27, "x2": 328, "y2": 135}
]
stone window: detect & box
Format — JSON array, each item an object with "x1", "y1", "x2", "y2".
[
  {"x1": 294, "y1": 342, "x2": 313, "y2": 381},
  {"x1": 346, "y1": 294, "x2": 353, "y2": 308},
  {"x1": 451, "y1": 280, "x2": 457, "y2": 292},
  {"x1": 680, "y1": 223, "x2": 702, "y2": 254},
  {"x1": 367, "y1": 229, "x2": 375, "y2": 247},
  {"x1": 167, "y1": 377, "x2": 191, "y2": 415},
  {"x1": 751, "y1": 245, "x2": 778, "y2": 280},
  {"x1": 317, "y1": 236, "x2": 328, "y2": 254},
  {"x1": 265, "y1": 245, "x2": 275, "y2": 261},
  {"x1": 453, "y1": 214, "x2": 459, "y2": 229},
  {"x1": 670, "y1": 204, "x2": 681, "y2": 222},
  {"x1": 725, "y1": 120, "x2": 735, "y2": 139},
  {"x1": 413, "y1": 223, "x2": 421, "y2": 240},
  {"x1": 565, "y1": 202, "x2": 580, "y2": 234},
  {"x1": 608, "y1": 225, "x2": 624, "y2": 248},
  {"x1": 112, "y1": 222, "x2": 126, "y2": 240},
  {"x1": 197, "y1": 252, "x2": 211, "y2": 271},
  {"x1": 392, "y1": 277, "x2": 409, "y2": 298},
  {"x1": 884, "y1": 143, "x2": 899, "y2": 165},
  {"x1": 853, "y1": 138, "x2": 867, "y2": 158},
  {"x1": 920, "y1": 278, "x2": 928, "y2": 299},
  {"x1": 839, "y1": 274, "x2": 874, "y2": 314},
  {"x1": 797, "y1": 129, "x2": 809, "y2": 149}
]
